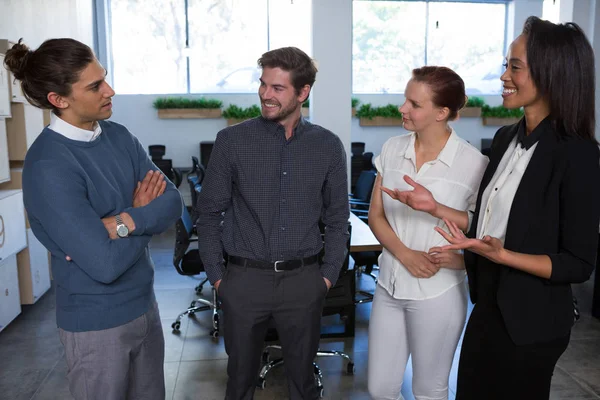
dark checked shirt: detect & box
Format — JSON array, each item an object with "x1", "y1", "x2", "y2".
[{"x1": 196, "y1": 116, "x2": 350, "y2": 286}]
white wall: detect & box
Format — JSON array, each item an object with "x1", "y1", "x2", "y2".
[
  {"x1": 311, "y1": 0, "x2": 353, "y2": 184},
  {"x1": 0, "y1": 0, "x2": 94, "y2": 47}
]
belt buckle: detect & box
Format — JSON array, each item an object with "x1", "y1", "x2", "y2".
[{"x1": 274, "y1": 260, "x2": 285, "y2": 272}]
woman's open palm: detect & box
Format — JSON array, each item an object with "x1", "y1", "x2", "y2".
[
  {"x1": 435, "y1": 218, "x2": 505, "y2": 264},
  {"x1": 381, "y1": 175, "x2": 437, "y2": 213}
]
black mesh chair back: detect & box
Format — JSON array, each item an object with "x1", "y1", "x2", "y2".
[
  {"x1": 352, "y1": 170, "x2": 377, "y2": 203},
  {"x1": 148, "y1": 145, "x2": 166, "y2": 161},
  {"x1": 351, "y1": 142, "x2": 365, "y2": 156}
]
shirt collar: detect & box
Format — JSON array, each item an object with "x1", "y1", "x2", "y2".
[
  {"x1": 516, "y1": 116, "x2": 549, "y2": 150},
  {"x1": 260, "y1": 115, "x2": 309, "y2": 139},
  {"x1": 402, "y1": 127, "x2": 460, "y2": 167},
  {"x1": 48, "y1": 112, "x2": 102, "y2": 142}
]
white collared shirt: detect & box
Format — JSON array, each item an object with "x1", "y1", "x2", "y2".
[
  {"x1": 477, "y1": 136, "x2": 538, "y2": 242},
  {"x1": 374, "y1": 129, "x2": 489, "y2": 300},
  {"x1": 48, "y1": 112, "x2": 102, "y2": 142}
]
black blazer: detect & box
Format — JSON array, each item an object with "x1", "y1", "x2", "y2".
[{"x1": 465, "y1": 119, "x2": 600, "y2": 345}]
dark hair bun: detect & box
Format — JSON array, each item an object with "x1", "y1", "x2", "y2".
[{"x1": 4, "y1": 39, "x2": 31, "y2": 81}]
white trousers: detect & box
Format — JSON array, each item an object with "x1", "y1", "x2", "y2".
[{"x1": 368, "y1": 282, "x2": 468, "y2": 400}]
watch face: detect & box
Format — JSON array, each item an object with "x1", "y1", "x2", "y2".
[{"x1": 117, "y1": 224, "x2": 129, "y2": 237}]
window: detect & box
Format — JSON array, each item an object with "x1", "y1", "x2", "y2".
[
  {"x1": 542, "y1": 0, "x2": 561, "y2": 23},
  {"x1": 353, "y1": 0, "x2": 508, "y2": 95},
  {"x1": 107, "y1": 0, "x2": 312, "y2": 95}
]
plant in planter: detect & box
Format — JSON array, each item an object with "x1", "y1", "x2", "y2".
[
  {"x1": 481, "y1": 105, "x2": 524, "y2": 126},
  {"x1": 302, "y1": 99, "x2": 310, "y2": 117},
  {"x1": 459, "y1": 96, "x2": 485, "y2": 118},
  {"x1": 222, "y1": 104, "x2": 261, "y2": 125},
  {"x1": 153, "y1": 97, "x2": 223, "y2": 119},
  {"x1": 356, "y1": 103, "x2": 403, "y2": 126},
  {"x1": 352, "y1": 97, "x2": 360, "y2": 117}
]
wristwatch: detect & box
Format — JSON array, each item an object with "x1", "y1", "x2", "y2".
[{"x1": 115, "y1": 214, "x2": 129, "y2": 238}]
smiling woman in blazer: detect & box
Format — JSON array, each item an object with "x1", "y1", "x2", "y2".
[{"x1": 385, "y1": 16, "x2": 600, "y2": 399}]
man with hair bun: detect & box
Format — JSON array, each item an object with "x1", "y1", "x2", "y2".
[{"x1": 4, "y1": 38, "x2": 182, "y2": 400}]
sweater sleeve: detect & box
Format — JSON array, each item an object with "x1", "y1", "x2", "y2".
[
  {"x1": 23, "y1": 161, "x2": 152, "y2": 284},
  {"x1": 122, "y1": 134, "x2": 183, "y2": 236}
]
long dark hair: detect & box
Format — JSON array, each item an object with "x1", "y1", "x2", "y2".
[
  {"x1": 3, "y1": 38, "x2": 95, "y2": 116},
  {"x1": 523, "y1": 16, "x2": 596, "y2": 141}
]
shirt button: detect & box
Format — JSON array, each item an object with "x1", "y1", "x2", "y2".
[
  {"x1": 494, "y1": 188, "x2": 498, "y2": 191},
  {"x1": 281, "y1": 227, "x2": 286, "y2": 231},
  {"x1": 283, "y1": 171, "x2": 287, "y2": 175}
]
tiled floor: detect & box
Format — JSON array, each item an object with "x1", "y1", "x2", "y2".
[{"x1": 1, "y1": 217, "x2": 600, "y2": 399}]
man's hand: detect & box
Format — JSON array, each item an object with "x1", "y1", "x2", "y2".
[
  {"x1": 133, "y1": 170, "x2": 167, "y2": 208},
  {"x1": 215, "y1": 279, "x2": 222, "y2": 292},
  {"x1": 398, "y1": 248, "x2": 440, "y2": 278},
  {"x1": 323, "y1": 277, "x2": 332, "y2": 290}
]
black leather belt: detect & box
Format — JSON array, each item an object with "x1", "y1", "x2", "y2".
[{"x1": 228, "y1": 254, "x2": 320, "y2": 272}]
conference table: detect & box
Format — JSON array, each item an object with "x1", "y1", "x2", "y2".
[{"x1": 349, "y1": 212, "x2": 382, "y2": 252}]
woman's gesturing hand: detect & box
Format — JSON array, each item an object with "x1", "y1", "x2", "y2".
[
  {"x1": 434, "y1": 218, "x2": 505, "y2": 264},
  {"x1": 381, "y1": 175, "x2": 437, "y2": 214}
]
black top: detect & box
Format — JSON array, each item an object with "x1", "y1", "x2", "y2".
[{"x1": 196, "y1": 117, "x2": 350, "y2": 286}]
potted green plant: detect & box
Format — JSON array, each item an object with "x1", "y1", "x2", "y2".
[
  {"x1": 222, "y1": 104, "x2": 261, "y2": 126},
  {"x1": 481, "y1": 105, "x2": 524, "y2": 126},
  {"x1": 352, "y1": 97, "x2": 360, "y2": 117},
  {"x1": 459, "y1": 96, "x2": 485, "y2": 118},
  {"x1": 302, "y1": 100, "x2": 310, "y2": 117},
  {"x1": 153, "y1": 97, "x2": 223, "y2": 119},
  {"x1": 356, "y1": 103, "x2": 403, "y2": 127}
]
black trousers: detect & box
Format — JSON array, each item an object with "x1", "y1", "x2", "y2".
[
  {"x1": 456, "y1": 302, "x2": 569, "y2": 400},
  {"x1": 219, "y1": 262, "x2": 328, "y2": 400},
  {"x1": 592, "y1": 234, "x2": 600, "y2": 319}
]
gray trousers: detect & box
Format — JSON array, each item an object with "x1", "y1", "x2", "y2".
[
  {"x1": 219, "y1": 262, "x2": 328, "y2": 400},
  {"x1": 58, "y1": 302, "x2": 165, "y2": 400}
]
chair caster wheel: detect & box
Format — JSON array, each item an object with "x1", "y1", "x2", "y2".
[
  {"x1": 261, "y1": 351, "x2": 270, "y2": 364},
  {"x1": 257, "y1": 378, "x2": 266, "y2": 389},
  {"x1": 347, "y1": 362, "x2": 355, "y2": 374},
  {"x1": 196, "y1": 285, "x2": 204, "y2": 295},
  {"x1": 318, "y1": 387, "x2": 324, "y2": 398},
  {"x1": 210, "y1": 330, "x2": 219, "y2": 338},
  {"x1": 171, "y1": 322, "x2": 180, "y2": 333},
  {"x1": 188, "y1": 311, "x2": 196, "y2": 318}
]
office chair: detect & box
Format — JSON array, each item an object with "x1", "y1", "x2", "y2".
[
  {"x1": 351, "y1": 141, "x2": 365, "y2": 156},
  {"x1": 148, "y1": 144, "x2": 166, "y2": 160},
  {"x1": 352, "y1": 249, "x2": 381, "y2": 304},
  {"x1": 256, "y1": 225, "x2": 355, "y2": 396},
  {"x1": 349, "y1": 170, "x2": 377, "y2": 214},
  {"x1": 171, "y1": 204, "x2": 220, "y2": 338},
  {"x1": 188, "y1": 156, "x2": 205, "y2": 208},
  {"x1": 200, "y1": 141, "x2": 214, "y2": 169},
  {"x1": 154, "y1": 158, "x2": 182, "y2": 188},
  {"x1": 348, "y1": 172, "x2": 379, "y2": 304}
]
